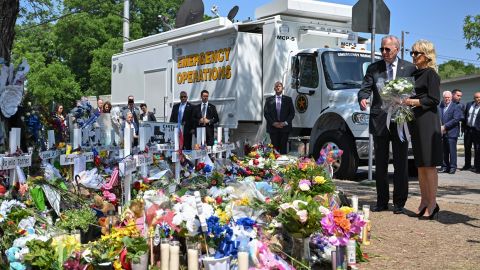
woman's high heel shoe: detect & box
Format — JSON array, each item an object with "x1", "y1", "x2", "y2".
[
  {"x1": 415, "y1": 206, "x2": 427, "y2": 218},
  {"x1": 419, "y1": 204, "x2": 439, "y2": 220}
]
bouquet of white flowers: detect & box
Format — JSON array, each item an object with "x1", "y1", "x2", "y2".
[{"x1": 378, "y1": 77, "x2": 415, "y2": 125}]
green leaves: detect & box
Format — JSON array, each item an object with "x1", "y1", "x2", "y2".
[
  {"x1": 122, "y1": 236, "x2": 149, "y2": 264},
  {"x1": 24, "y1": 239, "x2": 61, "y2": 269},
  {"x1": 438, "y1": 60, "x2": 480, "y2": 80},
  {"x1": 55, "y1": 206, "x2": 97, "y2": 232},
  {"x1": 13, "y1": 0, "x2": 183, "y2": 107}
]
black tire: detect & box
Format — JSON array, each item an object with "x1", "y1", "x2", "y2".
[{"x1": 312, "y1": 130, "x2": 358, "y2": 179}]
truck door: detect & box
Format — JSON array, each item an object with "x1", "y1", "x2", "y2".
[{"x1": 289, "y1": 52, "x2": 322, "y2": 128}]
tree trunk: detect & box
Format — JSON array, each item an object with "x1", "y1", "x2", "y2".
[{"x1": 0, "y1": 0, "x2": 20, "y2": 64}]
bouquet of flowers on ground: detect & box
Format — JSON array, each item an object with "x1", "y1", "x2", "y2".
[
  {"x1": 320, "y1": 206, "x2": 365, "y2": 246},
  {"x1": 378, "y1": 77, "x2": 415, "y2": 124}
]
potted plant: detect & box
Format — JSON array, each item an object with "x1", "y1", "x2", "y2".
[
  {"x1": 122, "y1": 236, "x2": 149, "y2": 270},
  {"x1": 55, "y1": 206, "x2": 98, "y2": 243}
]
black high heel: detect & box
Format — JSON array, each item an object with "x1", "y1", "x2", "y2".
[
  {"x1": 415, "y1": 206, "x2": 427, "y2": 218},
  {"x1": 419, "y1": 204, "x2": 439, "y2": 220}
]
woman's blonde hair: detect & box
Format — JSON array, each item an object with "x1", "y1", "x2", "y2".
[{"x1": 412, "y1": 39, "x2": 437, "y2": 70}]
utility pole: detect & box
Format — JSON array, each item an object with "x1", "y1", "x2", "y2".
[
  {"x1": 123, "y1": 0, "x2": 130, "y2": 49},
  {"x1": 401, "y1": 30, "x2": 409, "y2": 59}
]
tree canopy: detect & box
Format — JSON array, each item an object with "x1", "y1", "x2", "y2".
[
  {"x1": 11, "y1": 0, "x2": 183, "y2": 110},
  {"x1": 438, "y1": 60, "x2": 480, "y2": 80},
  {"x1": 464, "y1": 14, "x2": 480, "y2": 60}
]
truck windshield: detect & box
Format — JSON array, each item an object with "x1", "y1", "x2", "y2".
[{"x1": 321, "y1": 51, "x2": 381, "y2": 90}]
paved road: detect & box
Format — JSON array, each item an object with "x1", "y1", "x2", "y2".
[{"x1": 336, "y1": 156, "x2": 480, "y2": 205}]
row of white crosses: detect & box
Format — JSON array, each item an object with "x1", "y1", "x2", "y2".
[
  {"x1": 171, "y1": 126, "x2": 235, "y2": 183},
  {"x1": 0, "y1": 128, "x2": 31, "y2": 186}
]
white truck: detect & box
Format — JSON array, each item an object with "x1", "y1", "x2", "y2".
[{"x1": 111, "y1": 0, "x2": 380, "y2": 179}]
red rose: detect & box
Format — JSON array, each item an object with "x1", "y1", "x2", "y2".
[
  {"x1": 253, "y1": 159, "x2": 259, "y2": 165},
  {"x1": 215, "y1": 196, "x2": 223, "y2": 204},
  {"x1": 133, "y1": 181, "x2": 141, "y2": 190},
  {"x1": 94, "y1": 156, "x2": 102, "y2": 167}
]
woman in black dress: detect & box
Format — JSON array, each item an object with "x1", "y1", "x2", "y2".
[{"x1": 404, "y1": 40, "x2": 442, "y2": 220}]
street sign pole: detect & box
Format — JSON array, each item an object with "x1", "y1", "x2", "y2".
[{"x1": 368, "y1": 0, "x2": 377, "y2": 182}]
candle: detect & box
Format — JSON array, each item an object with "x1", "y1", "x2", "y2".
[
  {"x1": 238, "y1": 251, "x2": 249, "y2": 270},
  {"x1": 160, "y1": 239, "x2": 170, "y2": 270},
  {"x1": 169, "y1": 241, "x2": 180, "y2": 270},
  {"x1": 362, "y1": 205, "x2": 370, "y2": 220},
  {"x1": 174, "y1": 128, "x2": 179, "y2": 151},
  {"x1": 187, "y1": 243, "x2": 199, "y2": 270},
  {"x1": 351, "y1": 195, "x2": 358, "y2": 212},
  {"x1": 196, "y1": 127, "x2": 202, "y2": 146}
]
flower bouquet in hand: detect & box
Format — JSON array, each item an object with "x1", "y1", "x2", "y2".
[{"x1": 378, "y1": 77, "x2": 415, "y2": 124}]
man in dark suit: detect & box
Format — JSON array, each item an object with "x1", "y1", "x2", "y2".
[
  {"x1": 170, "y1": 91, "x2": 194, "y2": 150},
  {"x1": 357, "y1": 35, "x2": 417, "y2": 214},
  {"x1": 122, "y1": 95, "x2": 140, "y2": 127},
  {"x1": 139, "y1": 103, "x2": 156, "y2": 122},
  {"x1": 464, "y1": 92, "x2": 480, "y2": 173},
  {"x1": 192, "y1": 90, "x2": 219, "y2": 146},
  {"x1": 439, "y1": 91, "x2": 463, "y2": 174},
  {"x1": 264, "y1": 81, "x2": 295, "y2": 154}
]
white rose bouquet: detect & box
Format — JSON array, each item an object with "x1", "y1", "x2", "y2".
[{"x1": 378, "y1": 77, "x2": 415, "y2": 125}]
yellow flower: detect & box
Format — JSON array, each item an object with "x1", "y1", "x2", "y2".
[
  {"x1": 248, "y1": 151, "x2": 258, "y2": 158},
  {"x1": 215, "y1": 208, "x2": 230, "y2": 224},
  {"x1": 340, "y1": 206, "x2": 354, "y2": 215},
  {"x1": 113, "y1": 260, "x2": 122, "y2": 270},
  {"x1": 204, "y1": 196, "x2": 215, "y2": 204},
  {"x1": 313, "y1": 176, "x2": 326, "y2": 184},
  {"x1": 236, "y1": 197, "x2": 250, "y2": 206},
  {"x1": 269, "y1": 153, "x2": 276, "y2": 160}
]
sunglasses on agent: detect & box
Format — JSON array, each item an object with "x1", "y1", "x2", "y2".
[{"x1": 379, "y1": 47, "x2": 395, "y2": 53}]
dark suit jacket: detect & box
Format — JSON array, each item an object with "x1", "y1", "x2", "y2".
[
  {"x1": 140, "y1": 111, "x2": 156, "y2": 122},
  {"x1": 465, "y1": 101, "x2": 480, "y2": 131},
  {"x1": 264, "y1": 95, "x2": 295, "y2": 133},
  {"x1": 192, "y1": 103, "x2": 219, "y2": 145},
  {"x1": 170, "y1": 102, "x2": 194, "y2": 131},
  {"x1": 439, "y1": 101, "x2": 463, "y2": 138},
  {"x1": 357, "y1": 58, "x2": 416, "y2": 136}
]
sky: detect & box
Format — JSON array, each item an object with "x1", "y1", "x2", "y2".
[{"x1": 202, "y1": 0, "x2": 480, "y2": 67}]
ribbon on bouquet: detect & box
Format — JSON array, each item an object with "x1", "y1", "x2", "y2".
[
  {"x1": 214, "y1": 239, "x2": 240, "y2": 258},
  {"x1": 386, "y1": 107, "x2": 411, "y2": 142}
]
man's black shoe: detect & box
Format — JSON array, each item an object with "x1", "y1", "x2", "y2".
[
  {"x1": 461, "y1": 166, "x2": 472, "y2": 171},
  {"x1": 448, "y1": 168, "x2": 456, "y2": 174},
  {"x1": 393, "y1": 205, "x2": 405, "y2": 214},
  {"x1": 372, "y1": 205, "x2": 388, "y2": 212},
  {"x1": 437, "y1": 167, "x2": 448, "y2": 173}
]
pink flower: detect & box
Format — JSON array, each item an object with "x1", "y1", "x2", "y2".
[
  {"x1": 298, "y1": 179, "x2": 311, "y2": 191},
  {"x1": 297, "y1": 210, "x2": 308, "y2": 223}
]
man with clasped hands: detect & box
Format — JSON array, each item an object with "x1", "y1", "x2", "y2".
[{"x1": 357, "y1": 35, "x2": 416, "y2": 214}]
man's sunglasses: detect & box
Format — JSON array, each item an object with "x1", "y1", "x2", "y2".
[
  {"x1": 379, "y1": 47, "x2": 395, "y2": 53},
  {"x1": 180, "y1": 96, "x2": 187, "y2": 98},
  {"x1": 410, "y1": 51, "x2": 425, "y2": 57}
]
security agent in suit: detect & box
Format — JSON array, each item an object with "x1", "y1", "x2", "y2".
[
  {"x1": 439, "y1": 91, "x2": 463, "y2": 174},
  {"x1": 170, "y1": 91, "x2": 194, "y2": 150},
  {"x1": 139, "y1": 103, "x2": 156, "y2": 122},
  {"x1": 192, "y1": 90, "x2": 219, "y2": 146},
  {"x1": 357, "y1": 35, "x2": 417, "y2": 214},
  {"x1": 464, "y1": 92, "x2": 480, "y2": 173},
  {"x1": 264, "y1": 81, "x2": 295, "y2": 155}
]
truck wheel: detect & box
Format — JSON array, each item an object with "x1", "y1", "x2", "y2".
[{"x1": 313, "y1": 131, "x2": 358, "y2": 180}]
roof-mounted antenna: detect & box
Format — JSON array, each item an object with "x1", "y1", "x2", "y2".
[{"x1": 211, "y1": 5, "x2": 220, "y2": 17}]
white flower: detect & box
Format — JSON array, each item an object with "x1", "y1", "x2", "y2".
[
  {"x1": 186, "y1": 219, "x2": 200, "y2": 236},
  {"x1": 279, "y1": 203, "x2": 291, "y2": 211},
  {"x1": 297, "y1": 210, "x2": 308, "y2": 223},
  {"x1": 292, "y1": 200, "x2": 308, "y2": 209}
]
